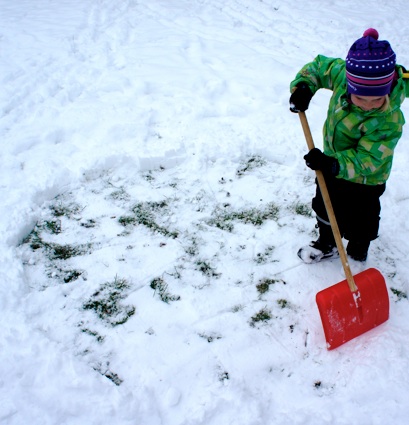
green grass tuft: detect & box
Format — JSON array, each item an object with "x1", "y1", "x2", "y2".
[
  {"x1": 150, "y1": 277, "x2": 181, "y2": 303},
  {"x1": 42, "y1": 220, "x2": 62, "y2": 234},
  {"x1": 255, "y1": 246, "x2": 275, "y2": 264},
  {"x1": 256, "y1": 278, "x2": 285, "y2": 295},
  {"x1": 119, "y1": 201, "x2": 178, "y2": 238},
  {"x1": 236, "y1": 155, "x2": 267, "y2": 176},
  {"x1": 277, "y1": 299, "x2": 289, "y2": 309},
  {"x1": 22, "y1": 226, "x2": 92, "y2": 260},
  {"x1": 108, "y1": 187, "x2": 130, "y2": 202},
  {"x1": 293, "y1": 202, "x2": 312, "y2": 217},
  {"x1": 195, "y1": 260, "x2": 221, "y2": 278},
  {"x1": 83, "y1": 276, "x2": 136, "y2": 326},
  {"x1": 250, "y1": 307, "x2": 272, "y2": 327},
  {"x1": 45, "y1": 242, "x2": 93, "y2": 260},
  {"x1": 50, "y1": 200, "x2": 83, "y2": 218},
  {"x1": 47, "y1": 267, "x2": 85, "y2": 283},
  {"x1": 207, "y1": 203, "x2": 279, "y2": 232},
  {"x1": 81, "y1": 328, "x2": 105, "y2": 343},
  {"x1": 391, "y1": 288, "x2": 407, "y2": 301}
]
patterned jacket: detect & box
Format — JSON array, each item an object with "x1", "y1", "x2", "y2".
[{"x1": 290, "y1": 55, "x2": 409, "y2": 185}]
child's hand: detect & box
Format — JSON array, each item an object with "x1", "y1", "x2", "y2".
[
  {"x1": 289, "y1": 83, "x2": 313, "y2": 112},
  {"x1": 304, "y1": 148, "x2": 340, "y2": 176}
]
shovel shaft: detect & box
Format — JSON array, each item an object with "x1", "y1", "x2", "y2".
[{"x1": 298, "y1": 112, "x2": 357, "y2": 292}]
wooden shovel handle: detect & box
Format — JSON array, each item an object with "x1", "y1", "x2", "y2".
[{"x1": 298, "y1": 112, "x2": 358, "y2": 292}]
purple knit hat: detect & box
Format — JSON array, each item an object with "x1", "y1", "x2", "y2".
[{"x1": 346, "y1": 28, "x2": 396, "y2": 96}]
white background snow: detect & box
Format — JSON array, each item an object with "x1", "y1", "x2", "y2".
[{"x1": 1, "y1": 1, "x2": 409, "y2": 424}]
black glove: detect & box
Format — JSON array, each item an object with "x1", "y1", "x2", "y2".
[
  {"x1": 289, "y1": 83, "x2": 313, "y2": 113},
  {"x1": 304, "y1": 148, "x2": 340, "y2": 176}
]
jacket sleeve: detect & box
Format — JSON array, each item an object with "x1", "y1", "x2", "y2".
[
  {"x1": 290, "y1": 55, "x2": 346, "y2": 94},
  {"x1": 333, "y1": 111, "x2": 404, "y2": 184}
]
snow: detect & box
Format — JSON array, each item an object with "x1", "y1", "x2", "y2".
[{"x1": 1, "y1": 0, "x2": 409, "y2": 423}]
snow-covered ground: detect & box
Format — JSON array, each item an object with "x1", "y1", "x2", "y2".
[{"x1": 2, "y1": 1, "x2": 409, "y2": 424}]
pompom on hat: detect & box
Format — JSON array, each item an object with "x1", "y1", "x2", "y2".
[{"x1": 346, "y1": 28, "x2": 396, "y2": 96}]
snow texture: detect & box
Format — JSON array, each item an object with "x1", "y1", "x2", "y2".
[{"x1": 1, "y1": 1, "x2": 409, "y2": 424}]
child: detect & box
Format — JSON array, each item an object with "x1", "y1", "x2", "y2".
[{"x1": 289, "y1": 29, "x2": 409, "y2": 263}]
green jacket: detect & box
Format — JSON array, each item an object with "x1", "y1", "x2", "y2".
[{"x1": 290, "y1": 55, "x2": 409, "y2": 185}]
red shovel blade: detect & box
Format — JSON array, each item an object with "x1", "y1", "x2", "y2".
[{"x1": 316, "y1": 268, "x2": 389, "y2": 350}]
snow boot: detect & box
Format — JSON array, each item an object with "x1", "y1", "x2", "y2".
[
  {"x1": 346, "y1": 240, "x2": 370, "y2": 262},
  {"x1": 297, "y1": 238, "x2": 339, "y2": 264}
]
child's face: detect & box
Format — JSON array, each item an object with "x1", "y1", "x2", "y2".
[{"x1": 350, "y1": 94, "x2": 387, "y2": 111}]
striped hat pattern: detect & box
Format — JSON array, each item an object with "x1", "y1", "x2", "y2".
[{"x1": 346, "y1": 28, "x2": 396, "y2": 96}]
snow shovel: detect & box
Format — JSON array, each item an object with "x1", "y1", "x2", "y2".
[{"x1": 298, "y1": 111, "x2": 389, "y2": 350}]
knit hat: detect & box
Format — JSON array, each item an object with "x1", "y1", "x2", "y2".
[{"x1": 346, "y1": 28, "x2": 396, "y2": 96}]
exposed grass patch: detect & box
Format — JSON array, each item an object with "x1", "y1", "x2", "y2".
[
  {"x1": 83, "y1": 276, "x2": 136, "y2": 326},
  {"x1": 218, "y1": 371, "x2": 229, "y2": 382},
  {"x1": 254, "y1": 246, "x2": 275, "y2": 264},
  {"x1": 236, "y1": 155, "x2": 267, "y2": 177},
  {"x1": 292, "y1": 202, "x2": 313, "y2": 217},
  {"x1": 195, "y1": 260, "x2": 221, "y2": 278},
  {"x1": 45, "y1": 242, "x2": 93, "y2": 260},
  {"x1": 207, "y1": 203, "x2": 279, "y2": 232},
  {"x1": 256, "y1": 279, "x2": 273, "y2": 295},
  {"x1": 256, "y1": 278, "x2": 286, "y2": 295},
  {"x1": 391, "y1": 288, "x2": 407, "y2": 301},
  {"x1": 250, "y1": 307, "x2": 272, "y2": 327},
  {"x1": 118, "y1": 216, "x2": 136, "y2": 226},
  {"x1": 277, "y1": 298, "x2": 289, "y2": 309},
  {"x1": 104, "y1": 370, "x2": 123, "y2": 386},
  {"x1": 143, "y1": 171, "x2": 155, "y2": 182},
  {"x1": 93, "y1": 363, "x2": 123, "y2": 386},
  {"x1": 22, "y1": 229, "x2": 43, "y2": 250},
  {"x1": 108, "y1": 187, "x2": 130, "y2": 202},
  {"x1": 150, "y1": 277, "x2": 181, "y2": 303},
  {"x1": 81, "y1": 327, "x2": 105, "y2": 343},
  {"x1": 80, "y1": 219, "x2": 97, "y2": 228},
  {"x1": 41, "y1": 219, "x2": 62, "y2": 234},
  {"x1": 184, "y1": 236, "x2": 200, "y2": 257},
  {"x1": 49, "y1": 199, "x2": 83, "y2": 218},
  {"x1": 47, "y1": 266, "x2": 85, "y2": 283},
  {"x1": 118, "y1": 201, "x2": 178, "y2": 238},
  {"x1": 198, "y1": 332, "x2": 222, "y2": 343},
  {"x1": 23, "y1": 228, "x2": 92, "y2": 260},
  {"x1": 190, "y1": 189, "x2": 209, "y2": 213}
]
